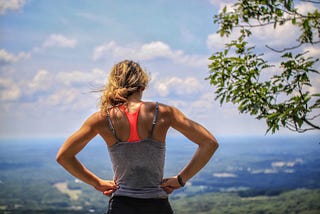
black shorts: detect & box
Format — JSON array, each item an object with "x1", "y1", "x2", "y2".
[{"x1": 106, "y1": 196, "x2": 174, "y2": 214}]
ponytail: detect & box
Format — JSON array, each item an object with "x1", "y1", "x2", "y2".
[{"x1": 100, "y1": 60, "x2": 149, "y2": 113}]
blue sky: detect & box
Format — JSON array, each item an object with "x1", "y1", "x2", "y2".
[{"x1": 0, "y1": 0, "x2": 319, "y2": 138}]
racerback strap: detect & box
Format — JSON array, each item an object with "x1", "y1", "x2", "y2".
[
  {"x1": 149, "y1": 102, "x2": 159, "y2": 138},
  {"x1": 106, "y1": 111, "x2": 120, "y2": 142},
  {"x1": 106, "y1": 102, "x2": 159, "y2": 141}
]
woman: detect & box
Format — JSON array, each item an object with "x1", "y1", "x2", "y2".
[{"x1": 56, "y1": 60, "x2": 219, "y2": 214}]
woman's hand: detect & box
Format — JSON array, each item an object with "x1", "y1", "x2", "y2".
[
  {"x1": 161, "y1": 176, "x2": 182, "y2": 194},
  {"x1": 94, "y1": 179, "x2": 119, "y2": 196}
]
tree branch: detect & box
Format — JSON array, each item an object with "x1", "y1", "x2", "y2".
[
  {"x1": 303, "y1": 118, "x2": 320, "y2": 129},
  {"x1": 306, "y1": 113, "x2": 320, "y2": 120},
  {"x1": 265, "y1": 40, "x2": 320, "y2": 53},
  {"x1": 299, "y1": 0, "x2": 320, "y2": 4},
  {"x1": 265, "y1": 43, "x2": 303, "y2": 53},
  {"x1": 285, "y1": 119, "x2": 317, "y2": 133}
]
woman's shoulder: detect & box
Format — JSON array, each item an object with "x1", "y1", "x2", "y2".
[
  {"x1": 142, "y1": 101, "x2": 175, "y2": 118},
  {"x1": 85, "y1": 111, "x2": 107, "y2": 125},
  {"x1": 143, "y1": 101, "x2": 172, "y2": 111}
]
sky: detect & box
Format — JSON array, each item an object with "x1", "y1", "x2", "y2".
[{"x1": 0, "y1": 0, "x2": 319, "y2": 138}]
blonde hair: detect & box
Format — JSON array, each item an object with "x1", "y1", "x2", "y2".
[{"x1": 100, "y1": 60, "x2": 149, "y2": 112}]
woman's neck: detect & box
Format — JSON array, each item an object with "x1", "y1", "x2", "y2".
[
  {"x1": 126, "y1": 91, "x2": 143, "y2": 105},
  {"x1": 123, "y1": 92, "x2": 143, "y2": 113}
]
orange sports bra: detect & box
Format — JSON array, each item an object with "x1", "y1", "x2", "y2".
[
  {"x1": 106, "y1": 102, "x2": 159, "y2": 143},
  {"x1": 119, "y1": 102, "x2": 144, "y2": 142}
]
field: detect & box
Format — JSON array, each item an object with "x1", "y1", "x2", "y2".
[
  {"x1": 0, "y1": 135, "x2": 319, "y2": 213},
  {"x1": 171, "y1": 189, "x2": 320, "y2": 214}
]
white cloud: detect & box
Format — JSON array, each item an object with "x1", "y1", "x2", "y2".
[
  {"x1": 28, "y1": 69, "x2": 52, "y2": 92},
  {"x1": 304, "y1": 45, "x2": 320, "y2": 59},
  {"x1": 42, "y1": 34, "x2": 77, "y2": 49},
  {"x1": 41, "y1": 88, "x2": 77, "y2": 107},
  {"x1": 92, "y1": 41, "x2": 171, "y2": 60},
  {"x1": 0, "y1": 78, "x2": 21, "y2": 101},
  {"x1": 0, "y1": 49, "x2": 30, "y2": 65},
  {"x1": 0, "y1": 68, "x2": 105, "y2": 112},
  {"x1": 153, "y1": 76, "x2": 204, "y2": 97},
  {"x1": 0, "y1": 0, "x2": 25, "y2": 15},
  {"x1": 209, "y1": 0, "x2": 236, "y2": 7},
  {"x1": 308, "y1": 76, "x2": 320, "y2": 95},
  {"x1": 139, "y1": 41, "x2": 174, "y2": 60},
  {"x1": 250, "y1": 21, "x2": 299, "y2": 48},
  {"x1": 296, "y1": 2, "x2": 318, "y2": 16},
  {"x1": 207, "y1": 30, "x2": 241, "y2": 51},
  {"x1": 93, "y1": 41, "x2": 208, "y2": 67},
  {"x1": 56, "y1": 68, "x2": 105, "y2": 86}
]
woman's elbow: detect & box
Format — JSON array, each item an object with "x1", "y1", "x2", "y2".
[
  {"x1": 208, "y1": 138, "x2": 219, "y2": 153},
  {"x1": 56, "y1": 152, "x2": 69, "y2": 165},
  {"x1": 56, "y1": 153, "x2": 64, "y2": 164}
]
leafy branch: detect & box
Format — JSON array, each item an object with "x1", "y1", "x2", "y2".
[{"x1": 208, "y1": 0, "x2": 320, "y2": 133}]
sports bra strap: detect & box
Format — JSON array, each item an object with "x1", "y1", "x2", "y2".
[
  {"x1": 106, "y1": 111, "x2": 120, "y2": 142},
  {"x1": 149, "y1": 102, "x2": 159, "y2": 138}
]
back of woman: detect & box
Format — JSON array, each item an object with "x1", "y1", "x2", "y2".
[
  {"x1": 56, "y1": 60, "x2": 219, "y2": 214},
  {"x1": 106, "y1": 102, "x2": 170, "y2": 199}
]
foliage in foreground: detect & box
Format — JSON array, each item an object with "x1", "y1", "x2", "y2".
[{"x1": 208, "y1": 0, "x2": 320, "y2": 134}]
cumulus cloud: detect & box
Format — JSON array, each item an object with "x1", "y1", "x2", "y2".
[
  {"x1": 20, "y1": 68, "x2": 106, "y2": 112},
  {"x1": 296, "y1": 2, "x2": 318, "y2": 16},
  {"x1": 28, "y1": 69, "x2": 52, "y2": 92},
  {"x1": 207, "y1": 31, "x2": 240, "y2": 51},
  {"x1": 0, "y1": 78, "x2": 21, "y2": 101},
  {"x1": 251, "y1": 22, "x2": 299, "y2": 49},
  {"x1": 0, "y1": 67, "x2": 106, "y2": 114},
  {"x1": 209, "y1": 0, "x2": 236, "y2": 7},
  {"x1": 42, "y1": 34, "x2": 77, "y2": 48},
  {"x1": 41, "y1": 89, "x2": 77, "y2": 107},
  {"x1": 187, "y1": 92, "x2": 217, "y2": 119},
  {"x1": 153, "y1": 76, "x2": 204, "y2": 97},
  {"x1": 56, "y1": 68, "x2": 105, "y2": 86},
  {"x1": 0, "y1": 0, "x2": 25, "y2": 15},
  {"x1": 304, "y1": 45, "x2": 320, "y2": 59},
  {"x1": 0, "y1": 49, "x2": 30, "y2": 65},
  {"x1": 93, "y1": 41, "x2": 174, "y2": 61},
  {"x1": 32, "y1": 34, "x2": 78, "y2": 53},
  {"x1": 93, "y1": 41, "x2": 208, "y2": 67}
]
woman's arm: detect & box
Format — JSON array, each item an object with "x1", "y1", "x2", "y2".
[
  {"x1": 56, "y1": 113, "x2": 118, "y2": 195},
  {"x1": 161, "y1": 106, "x2": 219, "y2": 194}
]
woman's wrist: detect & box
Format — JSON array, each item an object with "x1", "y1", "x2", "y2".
[
  {"x1": 90, "y1": 176, "x2": 103, "y2": 189},
  {"x1": 177, "y1": 174, "x2": 185, "y2": 187}
]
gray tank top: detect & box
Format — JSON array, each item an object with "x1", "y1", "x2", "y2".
[{"x1": 106, "y1": 103, "x2": 168, "y2": 199}]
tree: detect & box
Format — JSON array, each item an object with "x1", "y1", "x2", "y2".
[{"x1": 208, "y1": 0, "x2": 320, "y2": 133}]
